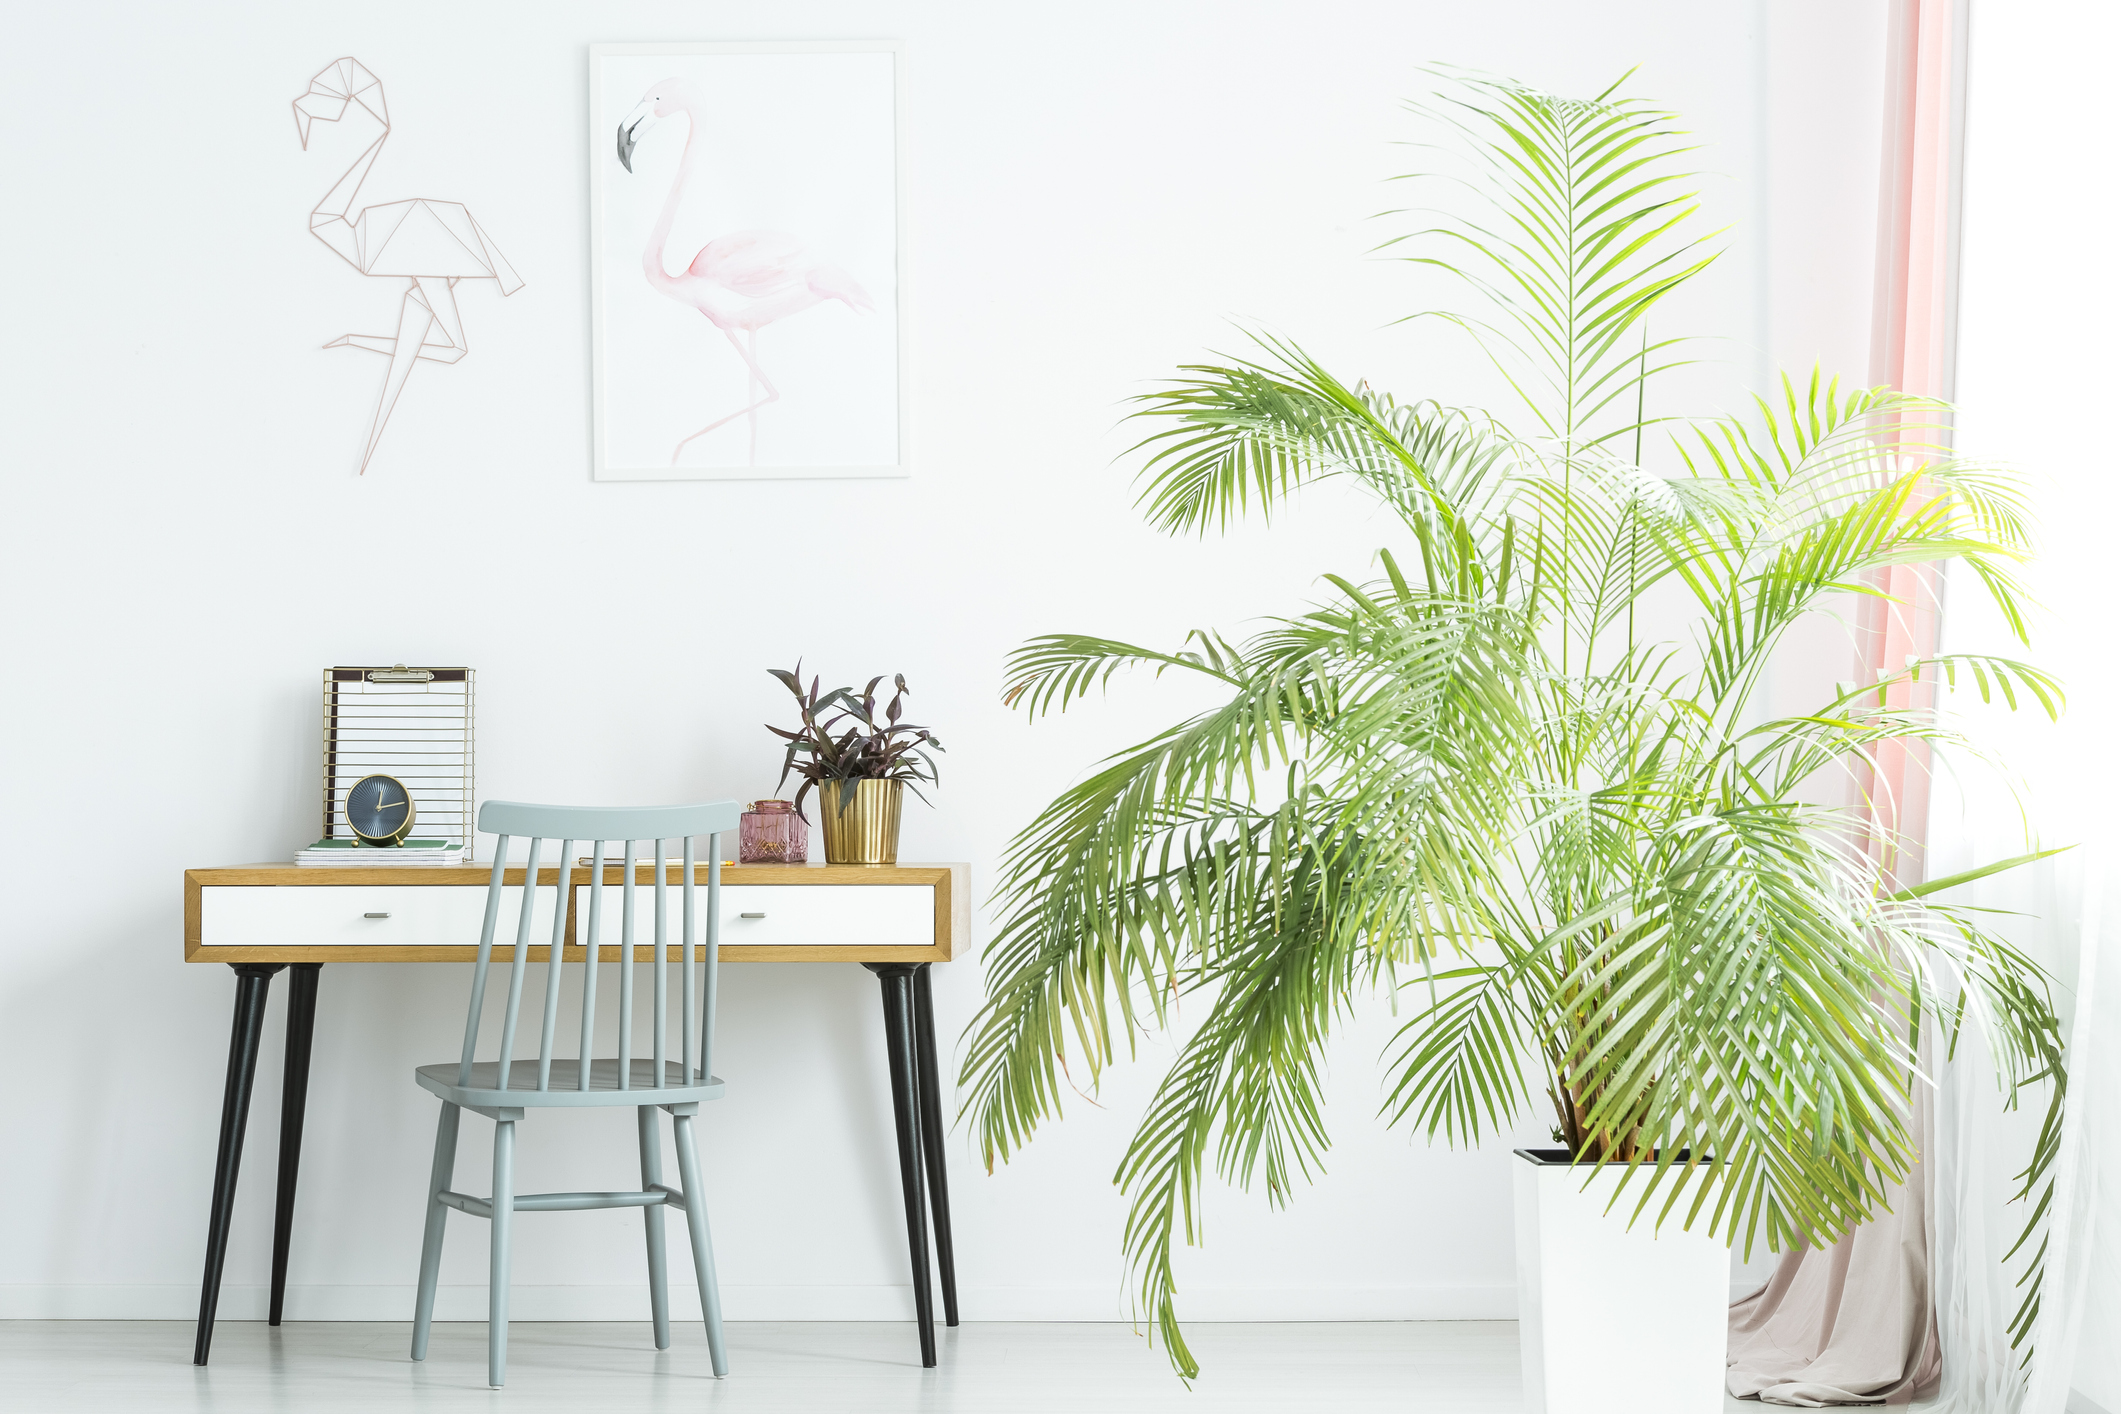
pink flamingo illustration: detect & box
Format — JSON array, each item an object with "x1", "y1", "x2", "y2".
[
  {"x1": 617, "y1": 79, "x2": 874, "y2": 466},
  {"x1": 294, "y1": 58, "x2": 523, "y2": 473}
]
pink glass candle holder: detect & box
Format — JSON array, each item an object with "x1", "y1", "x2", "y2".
[{"x1": 739, "y1": 799, "x2": 809, "y2": 864}]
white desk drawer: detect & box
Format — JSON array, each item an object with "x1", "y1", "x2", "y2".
[
  {"x1": 572, "y1": 884, "x2": 934, "y2": 948},
  {"x1": 201, "y1": 885, "x2": 557, "y2": 949}
]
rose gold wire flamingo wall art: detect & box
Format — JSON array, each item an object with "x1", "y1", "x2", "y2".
[{"x1": 294, "y1": 58, "x2": 523, "y2": 474}]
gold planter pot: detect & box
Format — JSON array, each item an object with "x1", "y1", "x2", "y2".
[{"x1": 817, "y1": 779, "x2": 903, "y2": 864}]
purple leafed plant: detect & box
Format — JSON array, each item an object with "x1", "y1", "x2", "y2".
[{"x1": 767, "y1": 665, "x2": 944, "y2": 819}]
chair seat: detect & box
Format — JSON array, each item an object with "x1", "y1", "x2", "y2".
[{"x1": 415, "y1": 1058, "x2": 725, "y2": 1109}]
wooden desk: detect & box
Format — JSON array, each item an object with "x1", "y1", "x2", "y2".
[{"x1": 184, "y1": 861, "x2": 969, "y2": 1369}]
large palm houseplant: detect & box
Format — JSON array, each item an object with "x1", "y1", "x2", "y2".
[{"x1": 961, "y1": 67, "x2": 2067, "y2": 1381}]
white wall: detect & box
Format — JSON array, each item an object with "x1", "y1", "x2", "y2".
[
  {"x1": 0, "y1": 0, "x2": 1884, "y2": 1325},
  {"x1": 1759, "y1": 1, "x2": 1889, "y2": 725}
]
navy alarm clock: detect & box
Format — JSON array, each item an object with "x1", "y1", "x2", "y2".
[{"x1": 345, "y1": 773, "x2": 417, "y2": 846}]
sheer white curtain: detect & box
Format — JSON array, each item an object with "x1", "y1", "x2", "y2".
[
  {"x1": 1926, "y1": 585, "x2": 2112, "y2": 1414},
  {"x1": 1927, "y1": 2, "x2": 2116, "y2": 1410}
]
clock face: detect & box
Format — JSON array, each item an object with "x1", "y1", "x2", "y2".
[{"x1": 346, "y1": 774, "x2": 416, "y2": 845}]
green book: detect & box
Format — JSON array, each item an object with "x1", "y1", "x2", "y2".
[{"x1": 299, "y1": 839, "x2": 459, "y2": 852}]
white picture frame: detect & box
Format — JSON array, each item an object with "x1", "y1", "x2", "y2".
[{"x1": 588, "y1": 41, "x2": 907, "y2": 481}]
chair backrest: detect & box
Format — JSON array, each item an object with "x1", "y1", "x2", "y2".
[{"x1": 460, "y1": 799, "x2": 742, "y2": 1094}]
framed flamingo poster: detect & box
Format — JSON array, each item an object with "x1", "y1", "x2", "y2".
[{"x1": 589, "y1": 42, "x2": 905, "y2": 480}]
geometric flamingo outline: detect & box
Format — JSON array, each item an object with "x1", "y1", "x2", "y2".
[{"x1": 295, "y1": 58, "x2": 523, "y2": 473}]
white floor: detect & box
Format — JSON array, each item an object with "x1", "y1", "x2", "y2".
[{"x1": 0, "y1": 1320, "x2": 1779, "y2": 1412}]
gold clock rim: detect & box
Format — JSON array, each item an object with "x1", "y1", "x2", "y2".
[{"x1": 346, "y1": 771, "x2": 418, "y2": 847}]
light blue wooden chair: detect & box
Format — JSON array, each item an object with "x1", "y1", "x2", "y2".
[{"x1": 408, "y1": 799, "x2": 740, "y2": 1387}]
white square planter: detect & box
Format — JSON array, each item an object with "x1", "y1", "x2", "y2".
[{"x1": 1512, "y1": 1148, "x2": 1728, "y2": 1414}]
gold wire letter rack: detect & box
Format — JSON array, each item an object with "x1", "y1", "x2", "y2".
[{"x1": 321, "y1": 665, "x2": 476, "y2": 858}]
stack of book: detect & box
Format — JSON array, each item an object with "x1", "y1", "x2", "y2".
[{"x1": 295, "y1": 839, "x2": 466, "y2": 867}]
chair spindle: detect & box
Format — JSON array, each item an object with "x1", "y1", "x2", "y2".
[
  {"x1": 535, "y1": 840, "x2": 573, "y2": 1091},
  {"x1": 654, "y1": 838, "x2": 668, "y2": 1082},
  {"x1": 701, "y1": 840, "x2": 721, "y2": 1082},
  {"x1": 619, "y1": 840, "x2": 636, "y2": 1090},
  {"x1": 492, "y1": 836, "x2": 546, "y2": 1092},
  {"x1": 682, "y1": 836, "x2": 697, "y2": 1081},
  {"x1": 578, "y1": 843, "x2": 605, "y2": 1090},
  {"x1": 460, "y1": 842, "x2": 512, "y2": 1085}
]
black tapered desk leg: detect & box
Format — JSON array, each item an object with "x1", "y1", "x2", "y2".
[
  {"x1": 194, "y1": 963, "x2": 284, "y2": 1366},
  {"x1": 867, "y1": 963, "x2": 937, "y2": 1368},
  {"x1": 910, "y1": 964, "x2": 959, "y2": 1327},
  {"x1": 269, "y1": 963, "x2": 321, "y2": 1327}
]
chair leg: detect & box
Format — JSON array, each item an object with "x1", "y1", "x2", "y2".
[
  {"x1": 410, "y1": 1101, "x2": 461, "y2": 1361},
  {"x1": 671, "y1": 1112, "x2": 728, "y2": 1377},
  {"x1": 488, "y1": 1118, "x2": 516, "y2": 1389},
  {"x1": 638, "y1": 1106, "x2": 672, "y2": 1350}
]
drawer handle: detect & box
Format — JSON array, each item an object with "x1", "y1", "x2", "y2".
[
  {"x1": 738, "y1": 912, "x2": 767, "y2": 920},
  {"x1": 364, "y1": 912, "x2": 391, "y2": 919}
]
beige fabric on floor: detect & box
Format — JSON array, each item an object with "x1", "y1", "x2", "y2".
[
  {"x1": 1726, "y1": 1054, "x2": 1941, "y2": 1409},
  {"x1": 1726, "y1": 1221, "x2": 1941, "y2": 1406}
]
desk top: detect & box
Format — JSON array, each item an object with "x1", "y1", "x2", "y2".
[{"x1": 184, "y1": 861, "x2": 969, "y2": 964}]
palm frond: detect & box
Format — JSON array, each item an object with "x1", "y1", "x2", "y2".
[
  {"x1": 1001, "y1": 631, "x2": 1246, "y2": 721},
  {"x1": 1381, "y1": 63, "x2": 1720, "y2": 446}
]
